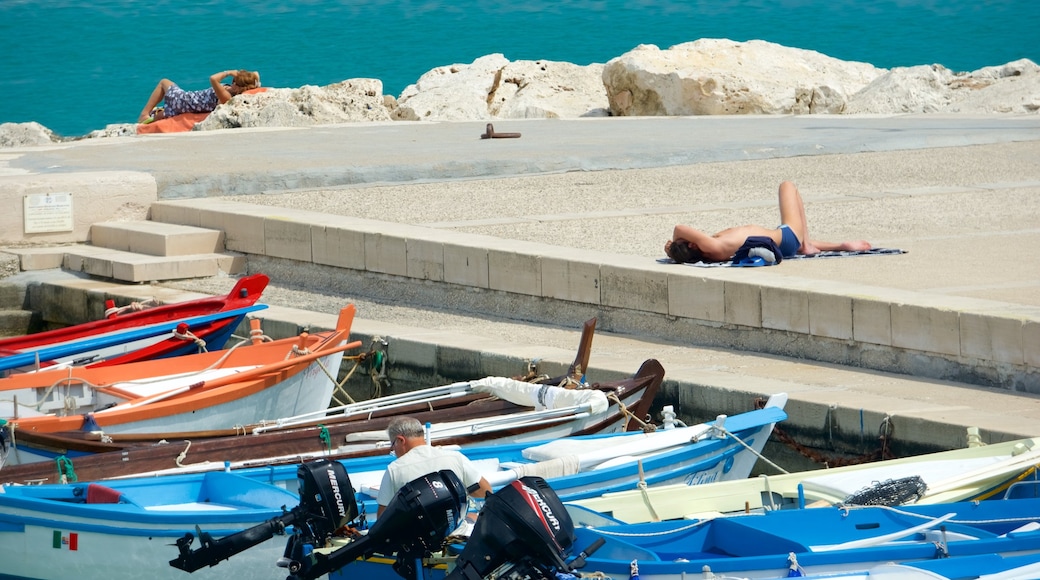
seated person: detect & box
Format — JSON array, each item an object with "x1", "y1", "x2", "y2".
[
  {"x1": 376, "y1": 417, "x2": 492, "y2": 518},
  {"x1": 665, "y1": 181, "x2": 872, "y2": 263},
  {"x1": 138, "y1": 69, "x2": 260, "y2": 123}
]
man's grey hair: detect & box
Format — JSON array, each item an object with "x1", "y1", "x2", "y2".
[{"x1": 387, "y1": 416, "x2": 425, "y2": 441}]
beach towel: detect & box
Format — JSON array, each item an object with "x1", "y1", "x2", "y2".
[
  {"x1": 658, "y1": 248, "x2": 907, "y2": 268},
  {"x1": 136, "y1": 113, "x2": 209, "y2": 134}
]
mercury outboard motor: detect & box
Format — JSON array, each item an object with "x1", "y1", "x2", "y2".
[
  {"x1": 169, "y1": 459, "x2": 357, "y2": 573},
  {"x1": 446, "y1": 476, "x2": 587, "y2": 580},
  {"x1": 286, "y1": 469, "x2": 467, "y2": 580}
]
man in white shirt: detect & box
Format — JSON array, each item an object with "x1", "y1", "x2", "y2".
[{"x1": 376, "y1": 417, "x2": 492, "y2": 517}]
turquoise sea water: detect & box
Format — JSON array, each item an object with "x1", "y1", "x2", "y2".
[{"x1": 1, "y1": 0, "x2": 1036, "y2": 137}]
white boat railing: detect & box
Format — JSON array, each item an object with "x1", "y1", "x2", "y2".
[
  {"x1": 342, "y1": 404, "x2": 598, "y2": 443},
  {"x1": 109, "y1": 404, "x2": 603, "y2": 479},
  {"x1": 253, "y1": 381, "x2": 477, "y2": 433},
  {"x1": 253, "y1": 376, "x2": 622, "y2": 435}
]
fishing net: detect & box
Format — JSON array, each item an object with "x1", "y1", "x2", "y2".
[{"x1": 842, "y1": 476, "x2": 927, "y2": 507}]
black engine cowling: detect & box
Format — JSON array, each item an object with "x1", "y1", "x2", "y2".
[
  {"x1": 169, "y1": 459, "x2": 358, "y2": 573},
  {"x1": 446, "y1": 476, "x2": 576, "y2": 580},
  {"x1": 286, "y1": 468, "x2": 467, "y2": 580}
]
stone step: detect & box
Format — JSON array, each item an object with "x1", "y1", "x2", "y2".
[
  {"x1": 89, "y1": 221, "x2": 225, "y2": 257},
  {"x1": 0, "y1": 281, "x2": 26, "y2": 310},
  {"x1": 3, "y1": 246, "x2": 69, "y2": 271},
  {"x1": 0, "y1": 309, "x2": 35, "y2": 337},
  {"x1": 3, "y1": 244, "x2": 245, "y2": 283},
  {"x1": 62, "y1": 246, "x2": 245, "y2": 283}
]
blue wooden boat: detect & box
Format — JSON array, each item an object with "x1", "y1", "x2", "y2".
[
  {"x1": 0, "y1": 395, "x2": 786, "y2": 579},
  {"x1": 0, "y1": 467, "x2": 303, "y2": 580},
  {"x1": 303, "y1": 480, "x2": 1040, "y2": 580},
  {"x1": 156, "y1": 464, "x2": 1040, "y2": 580},
  {"x1": 166, "y1": 391, "x2": 787, "y2": 513}
]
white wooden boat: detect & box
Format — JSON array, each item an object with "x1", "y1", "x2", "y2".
[{"x1": 570, "y1": 434, "x2": 1040, "y2": 523}]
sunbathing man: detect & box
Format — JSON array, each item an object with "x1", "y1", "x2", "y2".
[{"x1": 664, "y1": 181, "x2": 872, "y2": 264}]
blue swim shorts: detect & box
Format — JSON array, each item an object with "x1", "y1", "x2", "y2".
[
  {"x1": 777, "y1": 224, "x2": 800, "y2": 257},
  {"x1": 163, "y1": 84, "x2": 219, "y2": 118}
]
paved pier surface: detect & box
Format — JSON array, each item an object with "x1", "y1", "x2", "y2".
[{"x1": 3, "y1": 114, "x2": 1040, "y2": 462}]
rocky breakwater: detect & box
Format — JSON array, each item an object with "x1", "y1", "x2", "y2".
[
  {"x1": 603, "y1": 39, "x2": 1039, "y2": 116},
  {"x1": 2, "y1": 39, "x2": 1038, "y2": 147}
]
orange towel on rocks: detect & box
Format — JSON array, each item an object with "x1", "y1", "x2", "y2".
[
  {"x1": 136, "y1": 113, "x2": 209, "y2": 134},
  {"x1": 136, "y1": 87, "x2": 268, "y2": 134}
]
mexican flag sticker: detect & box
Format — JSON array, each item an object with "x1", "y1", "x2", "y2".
[{"x1": 52, "y1": 530, "x2": 78, "y2": 550}]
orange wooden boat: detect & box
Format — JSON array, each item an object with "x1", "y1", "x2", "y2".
[{"x1": 0, "y1": 305, "x2": 361, "y2": 466}]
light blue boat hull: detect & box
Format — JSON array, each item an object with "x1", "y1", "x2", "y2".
[
  {"x1": 330, "y1": 496, "x2": 1040, "y2": 580},
  {"x1": 0, "y1": 471, "x2": 297, "y2": 580},
  {"x1": 0, "y1": 398, "x2": 787, "y2": 579}
]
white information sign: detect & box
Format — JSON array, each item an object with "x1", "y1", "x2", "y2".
[{"x1": 23, "y1": 192, "x2": 74, "y2": 233}]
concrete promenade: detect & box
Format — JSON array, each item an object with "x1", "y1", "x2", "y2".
[{"x1": 2, "y1": 114, "x2": 1039, "y2": 462}]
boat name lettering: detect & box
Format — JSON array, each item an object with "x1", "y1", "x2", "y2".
[{"x1": 685, "y1": 470, "x2": 720, "y2": 486}]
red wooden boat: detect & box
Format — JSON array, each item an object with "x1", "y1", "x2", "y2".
[{"x1": 0, "y1": 273, "x2": 270, "y2": 374}]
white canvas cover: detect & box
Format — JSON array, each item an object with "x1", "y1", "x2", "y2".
[{"x1": 471, "y1": 377, "x2": 608, "y2": 414}]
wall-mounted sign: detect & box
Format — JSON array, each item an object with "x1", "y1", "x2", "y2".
[{"x1": 24, "y1": 192, "x2": 73, "y2": 233}]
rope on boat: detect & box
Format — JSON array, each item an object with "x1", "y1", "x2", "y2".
[
  {"x1": 4, "y1": 417, "x2": 23, "y2": 466},
  {"x1": 104, "y1": 298, "x2": 162, "y2": 318},
  {"x1": 172, "y1": 327, "x2": 207, "y2": 352},
  {"x1": 56, "y1": 455, "x2": 76, "y2": 484},
  {"x1": 843, "y1": 502, "x2": 1040, "y2": 527},
  {"x1": 249, "y1": 325, "x2": 269, "y2": 343},
  {"x1": 329, "y1": 339, "x2": 395, "y2": 407},
  {"x1": 712, "y1": 425, "x2": 790, "y2": 475},
  {"x1": 635, "y1": 460, "x2": 662, "y2": 523},
  {"x1": 757, "y1": 397, "x2": 896, "y2": 467},
  {"x1": 319, "y1": 425, "x2": 332, "y2": 454},
  {"x1": 176, "y1": 440, "x2": 192, "y2": 467},
  {"x1": 586, "y1": 518, "x2": 713, "y2": 538},
  {"x1": 606, "y1": 393, "x2": 656, "y2": 433},
  {"x1": 323, "y1": 353, "x2": 364, "y2": 407}
]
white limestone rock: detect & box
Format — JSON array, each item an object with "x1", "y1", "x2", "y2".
[
  {"x1": 945, "y1": 59, "x2": 1040, "y2": 114},
  {"x1": 846, "y1": 59, "x2": 1040, "y2": 114},
  {"x1": 602, "y1": 39, "x2": 884, "y2": 116},
  {"x1": 393, "y1": 54, "x2": 510, "y2": 121},
  {"x1": 392, "y1": 54, "x2": 609, "y2": 121},
  {"x1": 195, "y1": 79, "x2": 392, "y2": 130},
  {"x1": 490, "y1": 60, "x2": 610, "y2": 119},
  {"x1": 0, "y1": 122, "x2": 59, "y2": 148},
  {"x1": 86, "y1": 124, "x2": 138, "y2": 139},
  {"x1": 845, "y1": 65, "x2": 955, "y2": 113}
]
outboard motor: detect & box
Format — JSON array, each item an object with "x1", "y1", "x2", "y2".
[
  {"x1": 286, "y1": 469, "x2": 467, "y2": 580},
  {"x1": 169, "y1": 459, "x2": 357, "y2": 572},
  {"x1": 446, "y1": 476, "x2": 583, "y2": 580}
]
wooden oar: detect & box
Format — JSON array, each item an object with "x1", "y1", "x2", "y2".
[{"x1": 96, "y1": 338, "x2": 362, "y2": 413}]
